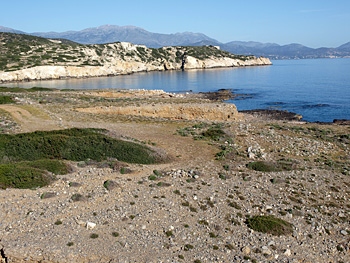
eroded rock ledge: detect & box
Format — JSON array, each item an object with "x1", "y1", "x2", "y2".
[
  {"x1": 76, "y1": 102, "x2": 241, "y2": 122},
  {"x1": 0, "y1": 57, "x2": 271, "y2": 83}
]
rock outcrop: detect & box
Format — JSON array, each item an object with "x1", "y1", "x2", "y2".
[
  {"x1": 76, "y1": 102, "x2": 241, "y2": 122},
  {"x1": 0, "y1": 56, "x2": 271, "y2": 82}
]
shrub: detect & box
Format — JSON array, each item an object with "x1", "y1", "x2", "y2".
[
  {"x1": 202, "y1": 127, "x2": 226, "y2": 141},
  {"x1": 165, "y1": 230, "x2": 174, "y2": 237},
  {"x1": 0, "y1": 128, "x2": 162, "y2": 164},
  {"x1": 112, "y1": 232, "x2": 119, "y2": 237},
  {"x1": 90, "y1": 233, "x2": 99, "y2": 239},
  {"x1": 0, "y1": 95, "x2": 15, "y2": 104},
  {"x1": 0, "y1": 128, "x2": 165, "y2": 189},
  {"x1": 246, "y1": 161, "x2": 277, "y2": 172},
  {"x1": 23, "y1": 159, "x2": 70, "y2": 174},
  {"x1": 247, "y1": 160, "x2": 296, "y2": 172},
  {"x1": 148, "y1": 175, "x2": 157, "y2": 180},
  {"x1": 0, "y1": 159, "x2": 69, "y2": 189},
  {"x1": 245, "y1": 215, "x2": 293, "y2": 236},
  {"x1": 54, "y1": 220, "x2": 62, "y2": 225},
  {"x1": 0, "y1": 163, "x2": 54, "y2": 189},
  {"x1": 184, "y1": 244, "x2": 194, "y2": 251},
  {"x1": 28, "y1": 87, "x2": 55, "y2": 92}
]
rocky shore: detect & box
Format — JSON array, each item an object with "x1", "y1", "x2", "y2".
[
  {"x1": 0, "y1": 56, "x2": 271, "y2": 83},
  {"x1": 0, "y1": 89, "x2": 349, "y2": 263}
]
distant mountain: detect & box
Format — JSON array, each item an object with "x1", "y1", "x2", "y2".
[
  {"x1": 0, "y1": 26, "x2": 25, "y2": 34},
  {"x1": 221, "y1": 42, "x2": 350, "y2": 59},
  {"x1": 337, "y1": 42, "x2": 350, "y2": 50},
  {"x1": 31, "y1": 25, "x2": 219, "y2": 47},
  {"x1": 1, "y1": 25, "x2": 350, "y2": 59}
]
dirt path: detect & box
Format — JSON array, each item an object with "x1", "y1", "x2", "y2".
[{"x1": 0, "y1": 104, "x2": 60, "y2": 132}]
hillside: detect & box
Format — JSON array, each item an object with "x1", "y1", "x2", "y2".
[{"x1": 0, "y1": 32, "x2": 271, "y2": 82}]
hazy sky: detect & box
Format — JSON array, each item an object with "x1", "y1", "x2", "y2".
[{"x1": 1, "y1": 0, "x2": 349, "y2": 48}]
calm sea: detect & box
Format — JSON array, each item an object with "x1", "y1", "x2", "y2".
[{"x1": 1, "y1": 58, "x2": 349, "y2": 122}]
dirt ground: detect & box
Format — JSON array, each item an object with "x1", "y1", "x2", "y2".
[{"x1": 0, "y1": 89, "x2": 349, "y2": 263}]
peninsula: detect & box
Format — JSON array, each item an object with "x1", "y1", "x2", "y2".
[{"x1": 0, "y1": 32, "x2": 271, "y2": 83}]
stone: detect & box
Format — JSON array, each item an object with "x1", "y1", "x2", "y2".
[
  {"x1": 86, "y1": 222, "x2": 96, "y2": 230},
  {"x1": 241, "y1": 246, "x2": 251, "y2": 255},
  {"x1": 262, "y1": 246, "x2": 272, "y2": 255},
  {"x1": 340, "y1": 230, "x2": 348, "y2": 236}
]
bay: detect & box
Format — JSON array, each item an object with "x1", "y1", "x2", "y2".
[{"x1": 1, "y1": 58, "x2": 349, "y2": 122}]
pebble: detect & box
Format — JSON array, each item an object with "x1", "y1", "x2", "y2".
[
  {"x1": 241, "y1": 246, "x2": 251, "y2": 255},
  {"x1": 340, "y1": 230, "x2": 348, "y2": 236}
]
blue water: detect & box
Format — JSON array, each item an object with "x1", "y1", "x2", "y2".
[{"x1": 1, "y1": 58, "x2": 349, "y2": 122}]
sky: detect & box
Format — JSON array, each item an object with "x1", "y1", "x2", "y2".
[{"x1": 1, "y1": 0, "x2": 349, "y2": 48}]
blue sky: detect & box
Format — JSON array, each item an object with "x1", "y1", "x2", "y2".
[{"x1": 1, "y1": 0, "x2": 349, "y2": 48}]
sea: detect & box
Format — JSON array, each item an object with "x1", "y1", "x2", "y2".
[{"x1": 1, "y1": 58, "x2": 349, "y2": 123}]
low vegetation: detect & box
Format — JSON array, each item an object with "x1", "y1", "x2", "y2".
[
  {"x1": 0, "y1": 160, "x2": 65, "y2": 189},
  {"x1": 0, "y1": 86, "x2": 56, "y2": 93},
  {"x1": 0, "y1": 95, "x2": 15, "y2": 104},
  {"x1": 177, "y1": 122, "x2": 234, "y2": 160},
  {"x1": 246, "y1": 159, "x2": 296, "y2": 172},
  {"x1": 245, "y1": 215, "x2": 293, "y2": 236},
  {"x1": 0, "y1": 128, "x2": 164, "y2": 189}
]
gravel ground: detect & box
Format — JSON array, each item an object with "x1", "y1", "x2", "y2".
[{"x1": 0, "y1": 89, "x2": 349, "y2": 263}]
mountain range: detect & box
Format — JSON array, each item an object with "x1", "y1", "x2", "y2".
[{"x1": 1, "y1": 25, "x2": 350, "y2": 59}]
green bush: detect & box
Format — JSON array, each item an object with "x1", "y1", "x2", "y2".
[
  {"x1": 0, "y1": 163, "x2": 53, "y2": 189},
  {"x1": 245, "y1": 215, "x2": 293, "y2": 236},
  {"x1": 202, "y1": 127, "x2": 226, "y2": 141},
  {"x1": 90, "y1": 233, "x2": 99, "y2": 239},
  {"x1": 246, "y1": 161, "x2": 277, "y2": 172},
  {"x1": 0, "y1": 128, "x2": 161, "y2": 164},
  {"x1": 22, "y1": 159, "x2": 70, "y2": 174},
  {"x1": 28, "y1": 87, "x2": 55, "y2": 92},
  {"x1": 247, "y1": 160, "x2": 296, "y2": 172},
  {"x1": 0, "y1": 95, "x2": 15, "y2": 104},
  {"x1": 0, "y1": 159, "x2": 68, "y2": 189},
  {"x1": 0, "y1": 128, "x2": 164, "y2": 189}
]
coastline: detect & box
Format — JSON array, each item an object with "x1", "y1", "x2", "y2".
[
  {"x1": 0, "y1": 57, "x2": 272, "y2": 83},
  {"x1": 0, "y1": 89, "x2": 349, "y2": 263}
]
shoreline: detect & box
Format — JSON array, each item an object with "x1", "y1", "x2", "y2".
[
  {"x1": 191, "y1": 89, "x2": 350, "y2": 124},
  {"x1": 0, "y1": 60, "x2": 272, "y2": 84}
]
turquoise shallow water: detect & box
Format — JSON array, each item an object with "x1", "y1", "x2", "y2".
[{"x1": 2, "y1": 58, "x2": 349, "y2": 122}]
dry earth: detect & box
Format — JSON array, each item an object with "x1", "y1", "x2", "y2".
[{"x1": 0, "y1": 89, "x2": 349, "y2": 263}]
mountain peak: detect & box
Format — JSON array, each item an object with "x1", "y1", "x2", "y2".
[
  {"x1": 28, "y1": 25, "x2": 217, "y2": 47},
  {"x1": 1, "y1": 25, "x2": 349, "y2": 58}
]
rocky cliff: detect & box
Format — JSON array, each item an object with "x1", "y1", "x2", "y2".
[{"x1": 0, "y1": 33, "x2": 272, "y2": 82}]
